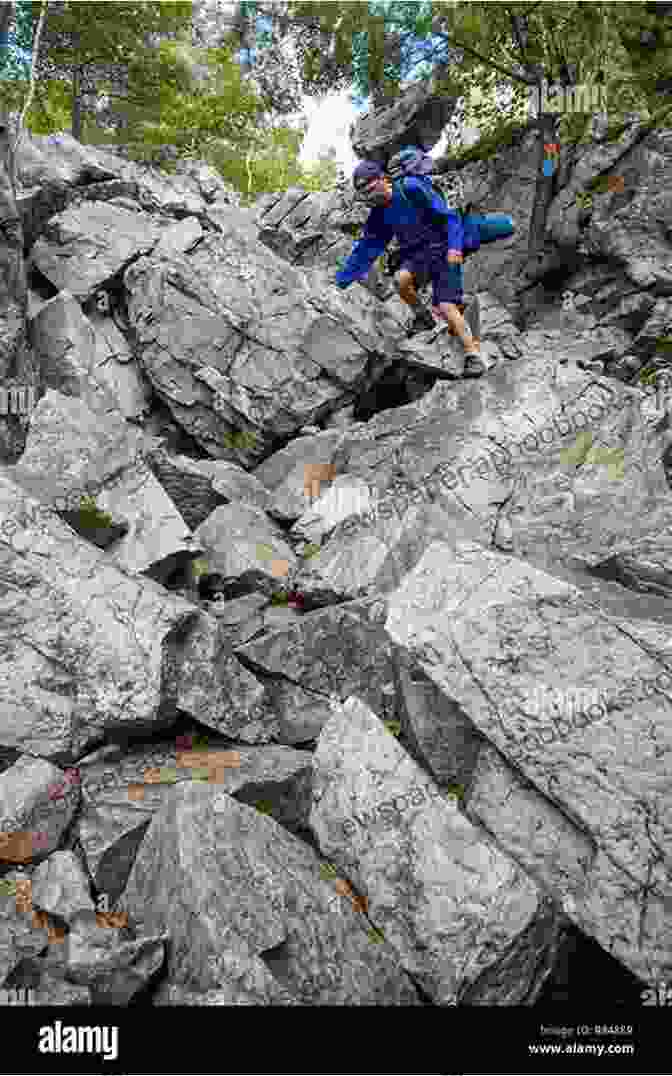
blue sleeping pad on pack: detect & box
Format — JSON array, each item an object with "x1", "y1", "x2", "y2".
[{"x1": 396, "y1": 177, "x2": 514, "y2": 256}]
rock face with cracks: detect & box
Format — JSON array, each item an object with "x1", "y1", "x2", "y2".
[{"x1": 0, "y1": 65, "x2": 670, "y2": 1009}]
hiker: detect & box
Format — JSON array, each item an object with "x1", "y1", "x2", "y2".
[{"x1": 335, "y1": 148, "x2": 514, "y2": 378}]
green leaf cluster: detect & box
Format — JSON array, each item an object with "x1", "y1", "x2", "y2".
[
  {"x1": 277, "y1": 1, "x2": 670, "y2": 165},
  {"x1": 223, "y1": 430, "x2": 258, "y2": 451},
  {"x1": 0, "y1": 0, "x2": 33, "y2": 83},
  {"x1": 76, "y1": 496, "x2": 113, "y2": 530},
  {"x1": 1, "y1": 2, "x2": 342, "y2": 208},
  {"x1": 639, "y1": 365, "x2": 659, "y2": 387},
  {"x1": 444, "y1": 783, "x2": 466, "y2": 800},
  {"x1": 190, "y1": 559, "x2": 211, "y2": 581}
]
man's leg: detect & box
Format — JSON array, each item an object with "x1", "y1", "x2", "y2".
[
  {"x1": 431, "y1": 249, "x2": 480, "y2": 356},
  {"x1": 398, "y1": 268, "x2": 434, "y2": 331},
  {"x1": 464, "y1": 293, "x2": 481, "y2": 351},
  {"x1": 433, "y1": 302, "x2": 479, "y2": 355},
  {"x1": 397, "y1": 268, "x2": 421, "y2": 310}
]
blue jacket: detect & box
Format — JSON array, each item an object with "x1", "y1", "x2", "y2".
[{"x1": 335, "y1": 177, "x2": 461, "y2": 289}]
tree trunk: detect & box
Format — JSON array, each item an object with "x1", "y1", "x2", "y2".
[
  {"x1": 72, "y1": 62, "x2": 82, "y2": 140},
  {"x1": 0, "y1": 1, "x2": 13, "y2": 133},
  {"x1": 527, "y1": 105, "x2": 560, "y2": 258},
  {"x1": 0, "y1": 2, "x2": 32, "y2": 463}
]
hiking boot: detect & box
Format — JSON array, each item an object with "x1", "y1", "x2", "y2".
[{"x1": 407, "y1": 308, "x2": 436, "y2": 336}]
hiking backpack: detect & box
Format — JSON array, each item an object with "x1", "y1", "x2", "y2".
[{"x1": 387, "y1": 146, "x2": 481, "y2": 255}]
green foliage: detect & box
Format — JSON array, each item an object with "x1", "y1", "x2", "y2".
[
  {"x1": 368, "y1": 926, "x2": 385, "y2": 943},
  {"x1": 575, "y1": 192, "x2": 593, "y2": 210},
  {"x1": 560, "y1": 432, "x2": 594, "y2": 468},
  {"x1": 383, "y1": 719, "x2": 402, "y2": 738},
  {"x1": 451, "y1": 118, "x2": 524, "y2": 165},
  {"x1": 280, "y1": 0, "x2": 665, "y2": 159},
  {"x1": 158, "y1": 767, "x2": 179, "y2": 784},
  {"x1": 253, "y1": 800, "x2": 274, "y2": 815},
  {"x1": 269, "y1": 591, "x2": 290, "y2": 606},
  {"x1": 223, "y1": 430, "x2": 258, "y2": 450},
  {"x1": 655, "y1": 337, "x2": 672, "y2": 355},
  {"x1": 560, "y1": 111, "x2": 595, "y2": 148},
  {"x1": 76, "y1": 496, "x2": 113, "y2": 530},
  {"x1": 639, "y1": 365, "x2": 659, "y2": 386},
  {"x1": 0, "y1": 878, "x2": 18, "y2": 897},
  {"x1": 319, "y1": 861, "x2": 338, "y2": 882},
  {"x1": 587, "y1": 175, "x2": 613, "y2": 194},
  {"x1": 444, "y1": 783, "x2": 466, "y2": 801},
  {"x1": 303, "y1": 543, "x2": 321, "y2": 559},
  {"x1": 1, "y1": 5, "x2": 337, "y2": 210},
  {"x1": 0, "y1": 0, "x2": 33, "y2": 83}
]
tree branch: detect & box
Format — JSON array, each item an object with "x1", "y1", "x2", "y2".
[{"x1": 433, "y1": 26, "x2": 537, "y2": 85}]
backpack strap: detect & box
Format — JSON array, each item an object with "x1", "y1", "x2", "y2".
[{"x1": 397, "y1": 176, "x2": 435, "y2": 211}]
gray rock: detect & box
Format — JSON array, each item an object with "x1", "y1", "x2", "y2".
[
  {"x1": 385, "y1": 541, "x2": 672, "y2": 986},
  {"x1": 30, "y1": 292, "x2": 150, "y2": 421},
  {"x1": 7, "y1": 392, "x2": 200, "y2": 578},
  {"x1": 116, "y1": 784, "x2": 420, "y2": 1003},
  {"x1": 31, "y1": 851, "x2": 95, "y2": 923},
  {"x1": 3, "y1": 103, "x2": 671, "y2": 1006},
  {"x1": 350, "y1": 62, "x2": 459, "y2": 162},
  {"x1": 65, "y1": 911, "x2": 167, "y2": 1004},
  {"x1": 123, "y1": 224, "x2": 403, "y2": 454},
  {"x1": 309, "y1": 696, "x2": 559, "y2": 1005},
  {"x1": 31, "y1": 203, "x2": 162, "y2": 302},
  {"x1": 0, "y1": 473, "x2": 197, "y2": 759},
  {"x1": 76, "y1": 739, "x2": 315, "y2": 902},
  {"x1": 0, "y1": 757, "x2": 79, "y2": 861},
  {"x1": 194, "y1": 503, "x2": 297, "y2": 596},
  {"x1": 236, "y1": 598, "x2": 403, "y2": 722}
]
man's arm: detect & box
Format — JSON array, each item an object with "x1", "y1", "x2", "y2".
[{"x1": 334, "y1": 213, "x2": 392, "y2": 289}]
